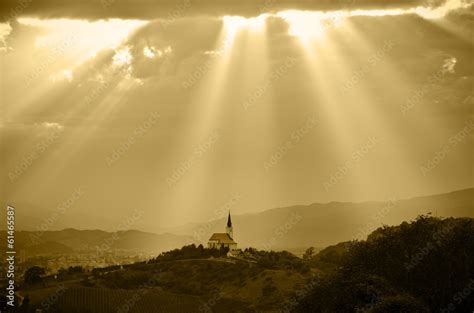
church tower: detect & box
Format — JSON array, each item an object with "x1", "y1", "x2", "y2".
[{"x1": 226, "y1": 211, "x2": 233, "y2": 239}]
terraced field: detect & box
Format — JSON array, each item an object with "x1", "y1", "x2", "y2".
[{"x1": 33, "y1": 287, "x2": 201, "y2": 313}]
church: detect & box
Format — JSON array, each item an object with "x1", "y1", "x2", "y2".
[{"x1": 207, "y1": 212, "x2": 237, "y2": 250}]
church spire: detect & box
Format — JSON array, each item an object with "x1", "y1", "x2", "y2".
[{"x1": 226, "y1": 211, "x2": 233, "y2": 240}]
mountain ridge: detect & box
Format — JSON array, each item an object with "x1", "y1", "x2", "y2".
[{"x1": 3, "y1": 188, "x2": 472, "y2": 252}]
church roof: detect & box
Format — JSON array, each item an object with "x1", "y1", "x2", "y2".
[
  {"x1": 227, "y1": 212, "x2": 232, "y2": 227},
  {"x1": 208, "y1": 233, "x2": 236, "y2": 244}
]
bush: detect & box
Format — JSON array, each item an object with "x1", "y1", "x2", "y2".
[
  {"x1": 149, "y1": 244, "x2": 228, "y2": 263},
  {"x1": 24, "y1": 266, "x2": 46, "y2": 284}
]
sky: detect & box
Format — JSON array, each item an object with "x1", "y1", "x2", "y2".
[{"x1": 0, "y1": 0, "x2": 473, "y2": 231}]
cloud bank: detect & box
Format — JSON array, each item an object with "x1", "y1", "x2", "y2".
[{"x1": 0, "y1": 0, "x2": 468, "y2": 21}]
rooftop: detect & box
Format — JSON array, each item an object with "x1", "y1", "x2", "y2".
[{"x1": 209, "y1": 233, "x2": 236, "y2": 244}]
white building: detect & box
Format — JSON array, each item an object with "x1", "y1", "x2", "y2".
[{"x1": 207, "y1": 212, "x2": 237, "y2": 250}]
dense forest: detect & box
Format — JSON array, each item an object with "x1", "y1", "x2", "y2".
[{"x1": 294, "y1": 216, "x2": 474, "y2": 313}]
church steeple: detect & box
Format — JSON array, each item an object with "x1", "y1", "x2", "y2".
[{"x1": 226, "y1": 211, "x2": 233, "y2": 239}]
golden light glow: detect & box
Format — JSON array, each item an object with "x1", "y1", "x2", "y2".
[
  {"x1": 0, "y1": 22, "x2": 12, "y2": 51},
  {"x1": 222, "y1": 15, "x2": 268, "y2": 50},
  {"x1": 5, "y1": 18, "x2": 146, "y2": 119},
  {"x1": 143, "y1": 46, "x2": 156, "y2": 58},
  {"x1": 348, "y1": 9, "x2": 407, "y2": 17},
  {"x1": 50, "y1": 69, "x2": 73, "y2": 83},
  {"x1": 112, "y1": 46, "x2": 133, "y2": 66},
  {"x1": 276, "y1": 0, "x2": 466, "y2": 43},
  {"x1": 277, "y1": 11, "x2": 345, "y2": 42},
  {"x1": 348, "y1": 0, "x2": 470, "y2": 19},
  {"x1": 17, "y1": 18, "x2": 146, "y2": 64}
]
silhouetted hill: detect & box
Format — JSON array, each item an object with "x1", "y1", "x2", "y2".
[{"x1": 294, "y1": 216, "x2": 474, "y2": 313}]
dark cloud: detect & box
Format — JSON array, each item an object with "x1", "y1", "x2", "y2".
[{"x1": 0, "y1": 0, "x2": 447, "y2": 21}]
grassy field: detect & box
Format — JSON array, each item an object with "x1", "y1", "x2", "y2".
[
  {"x1": 98, "y1": 258, "x2": 315, "y2": 311},
  {"x1": 29, "y1": 287, "x2": 200, "y2": 313},
  {"x1": 23, "y1": 257, "x2": 315, "y2": 313}
]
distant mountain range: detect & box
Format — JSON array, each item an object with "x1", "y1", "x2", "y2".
[
  {"x1": 2, "y1": 188, "x2": 472, "y2": 255},
  {"x1": 0, "y1": 229, "x2": 194, "y2": 256},
  {"x1": 167, "y1": 188, "x2": 474, "y2": 249}
]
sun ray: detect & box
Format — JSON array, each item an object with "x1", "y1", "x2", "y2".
[
  {"x1": 160, "y1": 15, "x2": 273, "y2": 222},
  {"x1": 5, "y1": 18, "x2": 146, "y2": 123}
]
